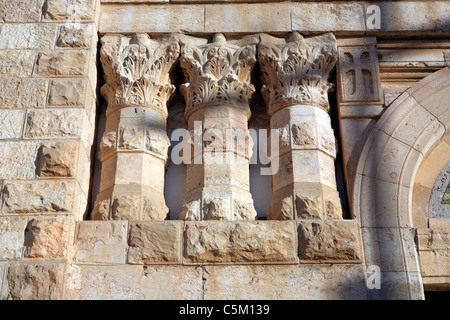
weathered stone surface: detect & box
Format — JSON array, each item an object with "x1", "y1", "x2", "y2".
[
  {"x1": 0, "y1": 50, "x2": 36, "y2": 78},
  {"x1": 292, "y1": 3, "x2": 365, "y2": 32},
  {"x1": 65, "y1": 265, "x2": 203, "y2": 300},
  {"x1": 5, "y1": 260, "x2": 67, "y2": 300},
  {"x1": 0, "y1": 24, "x2": 57, "y2": 49},
  {"x1": 37, "y1": 140, "x2": 79, "y2": 177},
  {"x1": 204, "y1": 3, "x2": 290, "y2": 33},
  {"x1": 56, "y1": 23, "x2": 94, "y2": 48},
  {"x1": 1, "y1": 181, "x2": 75, "y2": 214},
  {"x1": 298, "y1": 220, "x2": 362, "y2": 262},
  {"x1": 48, "y1": 79, "x2": 86, "y2": 106},
  {"x1": 0, "y1": 0, "x2": 45, "y2": 22},
  {"x1": 184, "y1": 221, "x2": 298, "y2": 264},
  {"x1": 24, "y1": 109, "x2": 82, "y2": 139},
  {"x1": 128, "y1": 221, "x2": 183, "y2": 264},
  {"x1": 74, "y1": 221, "x2": 128, "y2": 264},
  {"x1": 203, "y1": 264, "x2": 367, "y2": 300},
  {"x1": 34, "y1": 51, "x2": 89, "y2": 77},
  {"x1": 0, "y1": 141, "x2": 39, "y2": 180},
  {"x1": 0, "y1": 110, "x2": 25, "y2": 139},
  {"x1": 417, "y1": 229, "x2": 450, "y2": 251},
  {"x1": 24, "y1": 217, "x2": 73, "y2": 259},
  {"x1": 0, "y1": 78, "x2": 47, "y2": 109},
  {"x1": 99, "y1": 5, "x2": 204, "y2": 33},
  {"x1": 0, "y1": 217, "x2": 28, "y2": 260},
  {"x1": 44, "y1": 0, "x2": 95, "y2": 21}
]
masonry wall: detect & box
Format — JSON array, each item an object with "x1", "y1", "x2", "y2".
[
  {"x1": 0, "y1": 0, "x2": 449, "y2": 300},
  {"x1": 0, "y1": 0, "x2": 99, "y2": 299}
]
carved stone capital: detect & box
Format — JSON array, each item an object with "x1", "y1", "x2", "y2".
[
  {"x1": 258, "y1": 32, "x2": 337, "y2": 116},
  {"x1": 100, "y1": 34, "x2": 180, "y2": 116},
  {"x1": 180, "y1": 33, "x2": 258, "y2": 119}
]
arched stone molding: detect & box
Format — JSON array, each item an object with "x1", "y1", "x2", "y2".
[{"x1": 352, "y1": 67, "x2": 450, "y2": 299}]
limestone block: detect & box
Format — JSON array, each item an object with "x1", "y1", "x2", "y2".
[
  {"x1": 372, "y1": 2, "x2": 450, "y2": 33},
  {"x1": 203, "y1": 264, "x2": 367, "y2": 300},
  {"x1": 4, "y1": 260, "x2": 67, "y2": 300},
  {"x1": 0, "y1": 0, "x2": 45, "y2": 22},
  {"x1": 298, "y1": 220, "x2": 362, "y2": 262},
  {"x1": 419, "y1": 250, "x2": 450, "y2": 277},
  {"x1": 65, "y1": 265, "x2": 203, "y2": 300},
  {"x1": 0, "y1": 24, "x2": 57, "y2": 50},
  {"x1": 292, "y1": 3, "x2": 365, "y2": 33},
  {"x1": 0, "y1": 110, "x2": 25, "y2": 139},
  {"x1": 127, "y1": 221, "x2": 183, "y2": 264},
  {"x1": 56, "y1": 23, "x2": 94, "y2": 48},
  {"x1": 204, "y1": 3, "x2": 291, "y2": 33},
  {"x1": 44, "y1": 0, "x2": 95, "y2": 21},
  {"x1": 74, "y1": 221, "x2": 128, "y2": 264},
  {"x1": 24, "y1": 109, "x2": 82, "y2": 139},
  {"x1": 417, "y1": 229, "x2": 450, "y2": 251},
  {"x1": 47, "y1": 79, "x2": 86, "y2": 106},
  {"x1": 24, "y1": 217, "x2": 73, "y2": 259},
  {"x1": 0, "y1": 78, "x2": 47, "y2": 109},
  {"x1": 0, "y1": 50, "x2": 36, "y2": 78},
  {"x1": 1, "y1": 181, "x2": 75, "y2": 214},
  {"x1": 37, "y1": 140, "x2": 79, "y2": 178},
  {"x1": 99, "y1": 5, "x2": 204, "y2": 33},
  {"x1": 0, "y1": 217, "x2": 28, "y2": 260},
  {"x1": 183, "y1": 221, "x2": 298, "y2": 264},
  {"x1": 34, "y1": 50, "x2": 89, "y2": 77},
  {"x1": 0, "y1": 142, "x2": 39, "y2": 180}
]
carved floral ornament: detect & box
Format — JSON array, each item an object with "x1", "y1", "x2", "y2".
[
  {"x1": 100, "y1": 34, "x2": 180, "y2": 117},
  {"x1": 258, "y1": 32, "x2": 337, "y2": 116},
  {"x1": 99, "y1": 32, "x2": 338, "y2": 118}
]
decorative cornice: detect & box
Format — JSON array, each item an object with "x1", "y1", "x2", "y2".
[
  {"x1": 258, "y1": 32, "x2": 338, "y2": 116},
  {"x1": 180, "y1": 33, "x2": 258, "y2": 119},
  {"x1": 100, "y1": 34, "x2": 180, "y2": 116}
]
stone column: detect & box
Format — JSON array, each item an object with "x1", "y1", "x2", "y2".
[
  {"x1": 91, "y1": 34, "x2": 180, "y2": 221},
  {"x1": 178, "y1": 34, "x2": 257, "y2": 221},
  {"x1": 258, "y1": 32, "x2": 343, "y2": 220}
]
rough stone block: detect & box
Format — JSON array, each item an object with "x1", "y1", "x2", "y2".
[
  {"x1": 298, "y1": 220, "x2": 362, "y2": 262},
  {"x1": 44, "y1": 0, "x2": 95, "y2": 21},
  {"x1": 0, "y1": 217, "x2": 28, "y2": 260},
  {"x1": 37, "y1": 140, "x2": 79, "y2": 177},
  {"x1": 203, "y1": 264, "x2": 367, "y2": 300},
  {"x1": 0, "y1": 24, "x2": 57, "y2": 49},
  {"x1": 4, "y1": 260, "x2": 67, "y2": 300},
  {"x1": 0, "y1": 50, "x2": 36, "y2": 78},
  {"x1": 1, "y1": 181, "x2": 75, "y2": 214},
  {"x1": 184, "y1": 221, "x2": 298, "y2": 264},
  {"x1": 0, "y1": 78, "x2": 47, "y2": 109},
  {"x1": 0, "y1": 110, "x2": 25, "y2": 139},
  {"x1": 74, "y1": 221, "x2": 128, "y2": 264},
  {"x1": 56, "y1": 23, "x2": 94, "y2": 48},
  {"x1": 204, "y1": 3, "x2": 291, "y2": 33},
  {"x1": 24, "y1": 109, "x2": 83, "y2": 139},
  {"x1": 127, "y1": 221, "x2": 183, "y2": 265},
  {"x1": 65, "y1": 265, "x2": 203, "y2": 300},
  {"x1": 48, "y1": 79, "x2": 86, "y2": 106},
  {"x1": 24, "y1": 217, "x2": 73, "y2": 259},
  {"x1": 0, "y1": 141, "x2": 39, "y2": 180},
  {"x1": 0, "y1": 0, "x2": 45, "y2": 22},
  {"x1": 34, "y1": 51, "x2": 89, "y2": 77}
]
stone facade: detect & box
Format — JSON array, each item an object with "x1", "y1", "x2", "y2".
[{"x1": 0, "y1": 0, "x2": 449, "y2": 301}]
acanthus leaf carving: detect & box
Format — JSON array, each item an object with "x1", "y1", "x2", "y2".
[
  {"x1": 180, "y1": 34, "x2": 258, "y2": 119},
  {"x1": 258, "y1": 32, "x2": 338, "y2": 116},
  {"x1": 100, "y1": 34, "x2": 180, "y2": 116}
]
